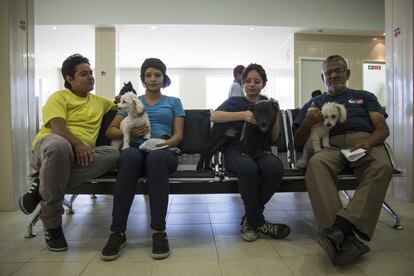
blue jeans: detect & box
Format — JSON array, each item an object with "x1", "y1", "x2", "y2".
[
  {"x1": 110, "y1": 147, "x2": 178, "y2": 232},
  {"x1": 224, "y1": 150, "x2": 283, "y2": 228}
]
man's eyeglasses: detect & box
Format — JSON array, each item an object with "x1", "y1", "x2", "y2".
[{"x1": 322, "y1": 68, "x2": 347, "y2": 77}]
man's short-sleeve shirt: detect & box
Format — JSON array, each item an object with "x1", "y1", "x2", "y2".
[
  {"x1": 293, "y1": 88, "x2": 386, "y2": 136},
  {"x1": 32, "y1": 89, "x2": 115, "y2": 148}
]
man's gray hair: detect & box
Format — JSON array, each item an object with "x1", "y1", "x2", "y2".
[{"x1": 322, "y1": 55, "x2": 348, "y2": 72}]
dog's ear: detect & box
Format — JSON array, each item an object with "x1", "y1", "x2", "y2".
[
  {"x1": 269, "y1": 98, "x2": 280, "y2": 113},
  {"x1": 336, "y1": 104, "x2": 347, "y2": 123}
]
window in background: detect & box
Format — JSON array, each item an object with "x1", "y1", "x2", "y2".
[
  {"x1": 206, "y1": 75, "x2": 233, "y2": 109},
  {"x1": 273, "y1": 76, "x2": 294, "y2": 109},
  {"x1": 137, "y1": 74, "x2": 180, "y2": 98}
]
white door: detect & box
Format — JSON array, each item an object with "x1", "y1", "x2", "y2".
[{"x1": 299, "y1": 58, "x2": 325, "y2": 107}]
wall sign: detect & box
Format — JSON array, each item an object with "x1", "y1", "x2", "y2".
[{"x1": 363, "y1": 62, "x2": 386, "y2": 106}]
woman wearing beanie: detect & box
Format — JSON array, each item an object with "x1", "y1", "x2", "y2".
[{"x1": 101, "y1": 58, "x2": 185, "y2": 261}]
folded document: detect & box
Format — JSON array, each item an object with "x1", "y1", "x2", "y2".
[
  {"x1": 139, "y1": 138, "x2": 168, "y2": 152},
  {"x1": 340, "y1": 148, "x2": 367, "y2": 162}
]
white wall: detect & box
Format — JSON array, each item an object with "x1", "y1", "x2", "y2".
[
  {"x1": 36, "y1": 68, "x2": 61, "y2": 105},
  {"x1": 114, "y1": 67, "x2": 292, "y2": 109},
  {"x1": 35, "y1": 0, "x2": 384, "y2": 34},
  {"x1": 1, "y1": 0, "x2": 36, "y2": 210},
  {"x1": 385, "y1": 0, "x2": 414, "y2": 201},
  {"x1": 273, "y1": 35, "x2": 295, "y2": 109},
  {"x1": 120, "y1": 68, "x2": 233, "y2": 109}
]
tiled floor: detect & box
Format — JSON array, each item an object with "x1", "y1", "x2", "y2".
[{"x1": 0, "y1": 192, "x2": 413, "y2": 275}]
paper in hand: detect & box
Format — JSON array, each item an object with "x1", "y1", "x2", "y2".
[
  {"x1": 139, "y1": 138, "x2": 168, "y2": 152},
  {"x1": 340, "y1": 148, "x2": 367, "y2": 162}
]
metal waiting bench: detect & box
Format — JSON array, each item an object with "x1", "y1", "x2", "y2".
[{"x1": 24, "y1": 108, "x2": 405, "y2": 238}]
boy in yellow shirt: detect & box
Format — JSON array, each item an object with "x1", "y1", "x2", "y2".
[{"x1": 19, "y1": 54, "x2": 119, "y2": 251}]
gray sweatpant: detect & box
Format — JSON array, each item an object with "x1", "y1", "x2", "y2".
[{"x1": 30, "y1": 134, "x2": 119, "y2": 229}]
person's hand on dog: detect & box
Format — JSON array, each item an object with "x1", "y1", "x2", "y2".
[
  {"x1": 304, "y1": 102, "x2": 322, "y2": 126},
  {"x1": 244, "y1": 110, "x2": 257, "y2": 125},
  {"x1": 74, "y1": 142, "x2": 95, "y2": 167},
  {"x1": 114, "y1": 94, "x2": 121, "y2": 104},
  {"x1": 130, "y1": 124, "x2": 149, "y2": 139}
]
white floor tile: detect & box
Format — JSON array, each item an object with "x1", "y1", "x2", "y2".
[
  {"x1": 355, "y1": 250, "x2": 414, "y2": 275},
  {"x1": 215, "y1": 238, "x2": 280, "y2": 259},
  {"x1": 82, "y1": 261, "x2": 152, "y2": 276},
  {"x1": 151, "y1": 259, "x2": 221, "y2": 276},
  {"x1": 220, "y1": 258, "x2": 292, "y2": 276},
  {"x1": 282, "y1": 254, "x2": 365, "y2": 275},
  {"x1": 31, "y1": 241, "x2": 101, "y2": 263},
  {"x1": 12, "y1": 262, "x2": 88, "y2": 276},
  {"x1": 0, "y1": 262, "x2": 24, "y2": 276},
  {"x1": 2, "y1": 192, "x2": 413, "y2": 275},
  {"x1": 0, "y1": 240, "x2": 45, "y2": 262}
]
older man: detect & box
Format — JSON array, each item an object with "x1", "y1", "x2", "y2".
[{"x1": 293, "y1": 55, "x2": 392, "y2": 265}]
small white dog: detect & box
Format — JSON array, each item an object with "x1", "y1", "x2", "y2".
[
  {"x1": 296, "y1": 102, "x2": 347, "y2": 168},
  {"x1": 111, "y1": 92, "x2": 151, "y2": 150}
]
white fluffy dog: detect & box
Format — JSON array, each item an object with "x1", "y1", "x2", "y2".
[
  {"x1": 296, "y1": 102, "x2": 347, "y2": 168},
  {"x1": 111, "y1": 92, "x2": 151, "y2": 150}
]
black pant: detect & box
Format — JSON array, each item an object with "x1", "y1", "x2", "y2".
[
  {"x1": 224, "y1": 150, "x2": 283, "y2": 228},
  {"x1": 110, "y1": 147, "x2": 178, "y2": 232}
]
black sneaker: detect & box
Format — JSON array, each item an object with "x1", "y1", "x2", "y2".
[
  {"x1": 240, "y1": 216, "x2": 258, "y2": 242},
  {"x1": 256, "y1": 221, "x2": 291, "y2": 239},
  {"x1": 44, "y1": 227, "x2": 68, "y2": 252},
  {"x1": 101, "y1": 233, "x2": 127, "y2": 261},
  {"x1": 19, "y1": 173, "x2": 41, "y2": 215},
  {"x1": 316, "y1": 227, "x2": 345, "y2": 259},
  {"x1": 152, "y1": 232, "x2": 170, "y2": 259},
  {"x1": 332, "y1": 236, "x2": 370, "y2": 266}
]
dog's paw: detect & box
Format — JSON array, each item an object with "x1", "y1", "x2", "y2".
[
  {"x1": 296, "y1": 159, "x2": 308, "y2": 169},
  {"x1": 322, "y1": 144, "x2": 330, "y2": 148}
]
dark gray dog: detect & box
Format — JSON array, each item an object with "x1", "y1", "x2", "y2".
[{"x1": 196, "y1": 99, "x2": 280, "y2": 171}]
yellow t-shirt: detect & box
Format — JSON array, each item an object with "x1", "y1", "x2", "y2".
[{"x1": 32, "y1": 89, "x2": 115, "y2": 148}]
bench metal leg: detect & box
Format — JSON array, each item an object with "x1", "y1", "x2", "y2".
[
  {"x1": 341, "y1": 190, "x2": 402, "y2": 230},
  {"x1": 91, "y1": 194, "x2": 97, "y2": 199},
  {"x1": 24, "y1": 208, "x2": 41, "y2": 238},
  {"x1": 64, "y1": 194, "x2": 78, "y2": 214},
  {"x1": 342, "y1": 190, "x2": 351, "y2": 201},
  {"x1": 382, "y1": 201, "x2": 403, "y2": 230},
  {"x1": 25, "y1": 194, "x2": 79, "y2": 238}
]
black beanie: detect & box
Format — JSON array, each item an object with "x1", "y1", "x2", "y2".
[{"x1": 140, "y1": 58, "x2": 171, "y2": 87}]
